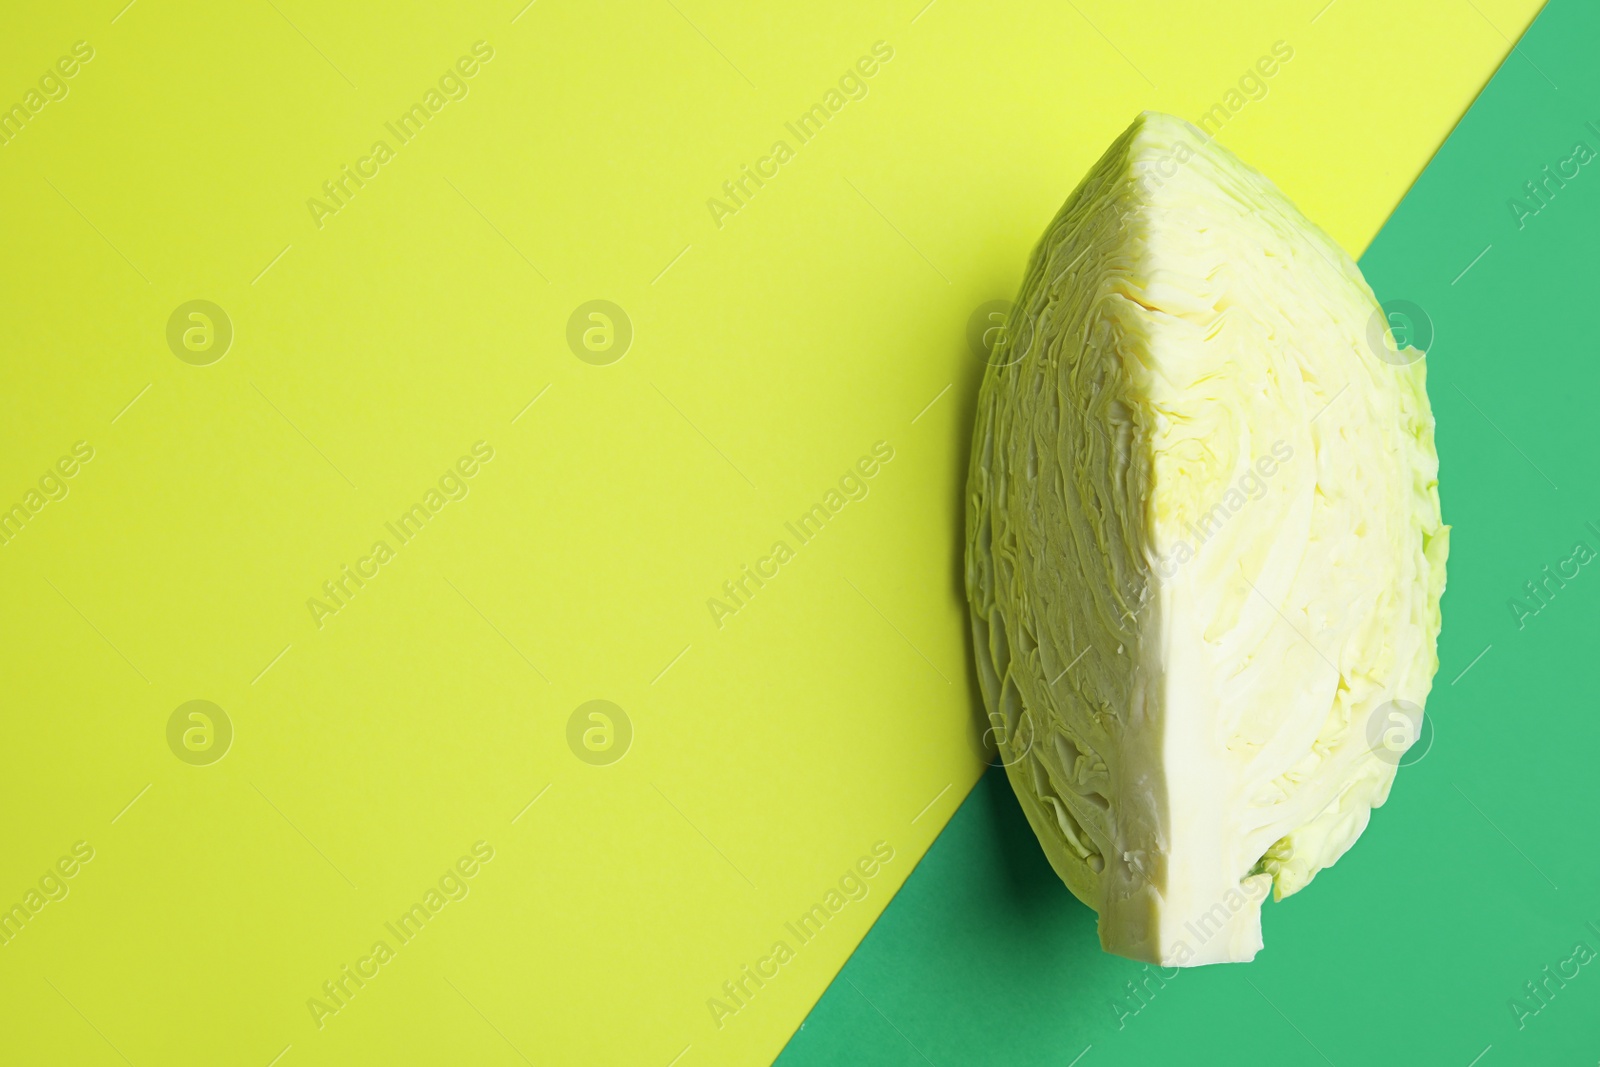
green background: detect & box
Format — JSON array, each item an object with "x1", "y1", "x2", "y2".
[{"x1": 779, "y1": 2, "x2": 1600, "y2": 1064}]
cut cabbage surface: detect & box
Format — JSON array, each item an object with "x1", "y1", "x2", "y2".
[{"x1": 964, "y1": 111, "x2": 1448, "y2": 966}]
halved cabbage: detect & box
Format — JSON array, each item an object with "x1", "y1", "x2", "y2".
[{"x1": 964, "y1": 111, "x2": 1448, "y2": 965}]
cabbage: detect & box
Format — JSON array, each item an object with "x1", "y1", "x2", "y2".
[{"x1": 964, "y1": 111, "x2": 1448, "y2": 966}]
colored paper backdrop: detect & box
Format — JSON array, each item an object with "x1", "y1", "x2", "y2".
[{"x1": 0, "y1": 1, "x2": 1544, "y2": 1064}]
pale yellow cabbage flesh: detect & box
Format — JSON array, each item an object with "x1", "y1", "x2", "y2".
[{"x1": 964, "y1": 111, "x2": 1448, "y2": 966}]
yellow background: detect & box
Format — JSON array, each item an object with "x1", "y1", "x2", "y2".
[{"x1": 0, "y1": 1, "x2": 1538, "y2": 1064}]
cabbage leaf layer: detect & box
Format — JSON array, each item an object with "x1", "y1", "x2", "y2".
[{"x1": 964, "y1": 112, "x2": 1448, "y2": 966}]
